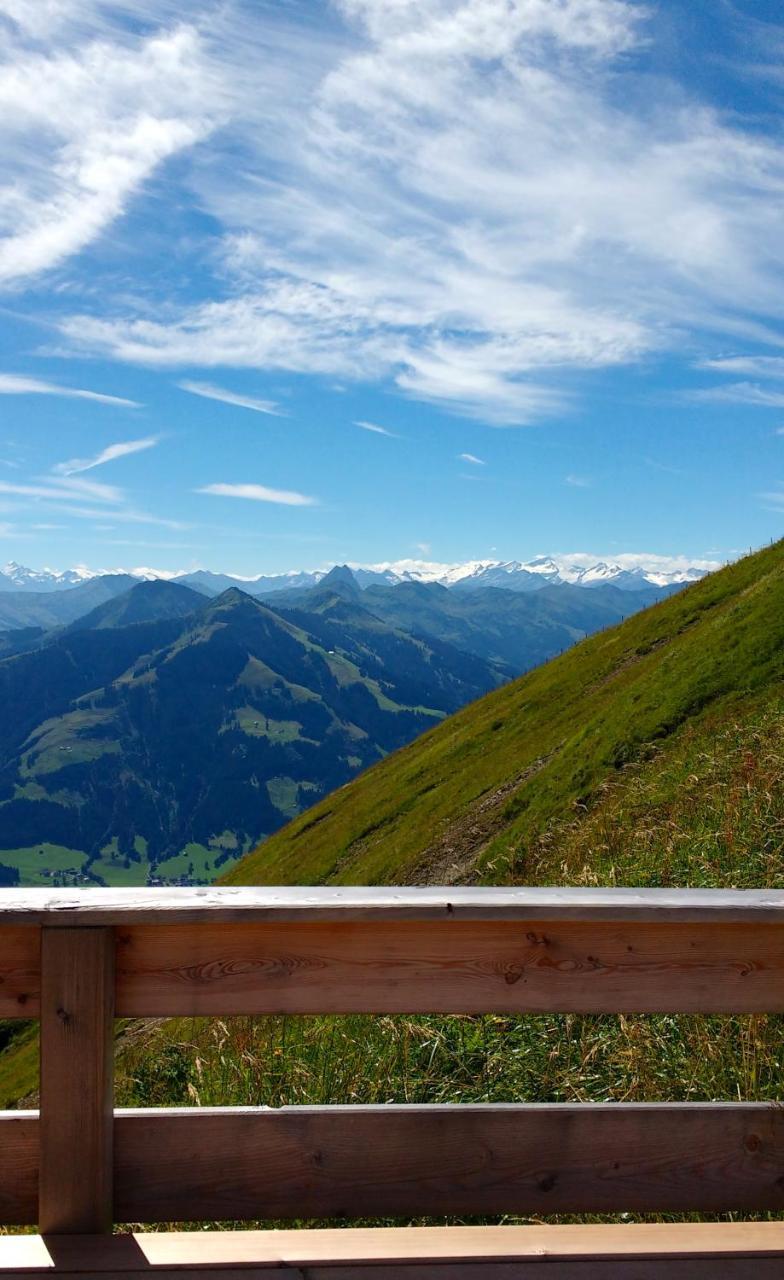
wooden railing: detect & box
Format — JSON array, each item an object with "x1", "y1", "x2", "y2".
[{"x1": 2, "y1": 885, "x2": 784, "y2": 1238}]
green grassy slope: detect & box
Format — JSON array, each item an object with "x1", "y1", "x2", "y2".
[{"x1": 225, "y1": 540, "x2": 784, "y2": 887}]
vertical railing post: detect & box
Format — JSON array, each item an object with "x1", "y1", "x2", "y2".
[{"x1": 38, "y1": 927, "x2": 115, "y2": 1234}]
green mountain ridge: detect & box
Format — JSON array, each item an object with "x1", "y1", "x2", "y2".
[
  {"x1": 226, "y1": 539, "x2": 784, "y2": 888},
  {"x1": 0, "y1": 581, "x2": 504, "y2": 885},
  {"x1": 265, "y1": 568, "x2": 667, "y2": 674}
]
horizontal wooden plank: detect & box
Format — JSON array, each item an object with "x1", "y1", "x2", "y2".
[
  {"x1": 0, "y1": 1112, "x2": 38, "y2": 1225},
  {"x1": 113, "y1": 1103, "x2": 784, "y2": 1222},
  {"x1": 0, "y1": 1261, "x2": 781, "y2": 1277},
  {"x1": 3, "y1": 886, "x2": 784, "y2": 927},
  {"x1": 0, "y1": 925, "x2": 40, "y2": 1017},
  {"x1": 115, "y1": 918, "x2": 784, "y2": 1015},
  {"x1": 1, "y1": 1223, "x2": 784, "y2": 1274}
]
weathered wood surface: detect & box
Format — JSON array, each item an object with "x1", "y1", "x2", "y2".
[
  {"x1": 2, "y1": 1225, "x2": 784, "y2": 1276},
  {"x1": 0, "y1": 1261, "x2": 780, "y2": 1277},
  {"x1": 0, "y1": 1111, "x2": 37, "y2": 1225},
  {"x1": 2, "y1": 886, "x2": 784, "y2": 926},
  {"x1": 0, "y1": 925, "x2": 40, "y2": 1016},
  {"x1": 5, "y1": 909, "x2": 784, "y2": 1019},
  {"x1": 115, "y1": 919, "x2": 784, "y2": 1015},
  {"x1": 38, "y1": 928, "x2": 115, "y2": 1234},
  {"x1": 112, "y1": 1103, "x2": 784, "y2": 1221},
  {"x1": 3, "y1": 1101, "x2": 781, "y2": 1226}
]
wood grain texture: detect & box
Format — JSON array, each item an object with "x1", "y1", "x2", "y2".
[
  {"x1": 2, "y1": 1224, "x2": 784, "y2": 1274},
  {"x1": 0, "y1": 1112, "x2": 37, "y2": 1225},
  {"x1": 115, "y1": 919, "x2": 784, "y2": 1015},
  {"x1": 0, "y1": 925, "x2": 40, "y2": 1017},
  {"x1": 113, "y1": 1103, "x2": 784, "y2": 1222},
  {"x1": 39, "y1": 928, "x2": 115, "y2": 1234},
  {"x1": 2, "y1": 886, "x2": 784, "y2": 926}
]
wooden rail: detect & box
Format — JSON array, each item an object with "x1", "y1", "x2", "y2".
[{"x1": 1, "y1": 886, "x2": 784, "y2": 1275}]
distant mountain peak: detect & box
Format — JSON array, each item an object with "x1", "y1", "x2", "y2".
[
  {"x1": 0, "y1": 553, "x2": 720, "y2": 599},
  {"x1": 313, "y1": 565, "x2": 362, "y2": 599}
]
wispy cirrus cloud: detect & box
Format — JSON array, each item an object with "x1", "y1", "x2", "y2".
[
  {"x1": 197, "y1": 482, "x2": 317, "y2": 506},
  {"x1": 178, "y1": 380, "x2": 282, "y2": 416},
  {"x1": 0, "y1": 23, "x2": 220, "y2": 285},
  {"x1": 694, "y1": 355, "x2": 784, "y2": 408},
  {"x1": 6, "y1": 0, "x2": 784, "y2": 434},
  {"x1": 458, "y1": 453, "x2": 485, "y2": 465},
  {"x1": 48, "y1": 0, "x2": 784, "y2": 425},
  {"x1": 0, "y1": 475, "x2": 122, "y2": 504},
  {"x1": 0, "y1": 469, "x2": 183, "y2": 528},
  {"x1": 0, "y1": 373, "x2": 138, "y2": 407},
  {"x1": 565, "y1": 474, "x2": 592, "y2": 488},
  {"x1": 699, "y1": 356, "x2": 784, "y2": 379},
  {"x1": 355, "y1": 420, "x2": 399, "y2": 438},
  {"x1": 53, "y1": 436, "x2": 160, "y2": 476},
  {"x1": 690, "y1": 382, "x2": 784, "y2": 409}
]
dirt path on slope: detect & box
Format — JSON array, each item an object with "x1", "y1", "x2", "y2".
[{"x1": 407, "y1": 751, "x2": 556, "y2": 886}]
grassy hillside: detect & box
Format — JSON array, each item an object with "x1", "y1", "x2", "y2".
[{"x1": 226, "y1": 539, "x2": 784, "y2": 888}]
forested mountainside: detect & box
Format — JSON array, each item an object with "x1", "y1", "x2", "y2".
[{"x1": 0, "y1": 582, "x2": 503, "y2": 886}]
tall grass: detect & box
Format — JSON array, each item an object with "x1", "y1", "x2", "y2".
[{"x1": 117, "y1": 1012, "x2": 784, "y2": 1112}]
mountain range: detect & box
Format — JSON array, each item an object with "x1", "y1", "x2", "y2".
[
  {"x1": 0, "y1": 563, "x2": 680, "y2": 886},
  {"x1": 0, "y1": 554, "x2": 713, "y2": 597},
  {"x1": 0, "y1": 578, "x2": 509, "y2": 888}
]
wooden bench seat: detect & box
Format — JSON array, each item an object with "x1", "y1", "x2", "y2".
[{"x1": 1, "y1": 1224, "x2": 784, "y2": 1278}]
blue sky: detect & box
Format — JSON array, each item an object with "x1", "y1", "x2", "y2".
[{"x1": 1, "y1": 0, "x2": 783, "y2": 576}]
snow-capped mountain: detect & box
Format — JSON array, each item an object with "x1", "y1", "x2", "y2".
[
  {"x1": 0, "y1": 561, "x2": 98, "y2": 592},
  {"x1": 0, "y1": 555, "x2": 717, "y2": 596}
]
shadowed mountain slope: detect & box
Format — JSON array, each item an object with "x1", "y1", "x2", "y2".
[
  {"x1": 0, "y1": 585, "x2": 503, "y2": 883},
  {"x1": 0, "y1": 574, "x2": 137, "y2": 630}
]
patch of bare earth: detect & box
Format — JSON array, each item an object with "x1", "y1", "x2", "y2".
[{"x1": 408, "y1": 753, "x2": 554, "y2": 886}]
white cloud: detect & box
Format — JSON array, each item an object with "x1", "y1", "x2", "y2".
[
  {"x1": 197, "y1": 482, "x2": 317, "y2": 506},
  {"x1": 691, "y1": 382, "x2": 784, "y2": 408},
  {"x1": 53, "y1": 436, "x2": 159, "y2": 476},
  {"x1": 459, "y1": 452, "x2": 485, "y2": 465},
  {"x1": 0, "y1": 24, "x2": 219, "y2": 284},
  {"x1": 0, "y1": 469, "x2": 183, "y2": 527},
  {"x1": 178, "y1": 380, "x2": 282, "y2": 416},
  {"x1": 699, "y1": 356, "x2": 784, "y2": 379},
  {"x1": 0, "y1": 373, "x2": 138, "y2": 407},
  {"x1": 10, "y1": 1, "x2": 784, "y2": 425},
  {"x1": 51, "y1": 0, "x2": 782, "y2": 424},
  {"x1": 0, "y1": 475, "x2": 121, "y2": 504},
  {"x1": 565, "y1": 473, "x2": 591, "y2": 487},
  {"x1": 355, "y1": 420, "x2": 399, "y2": 437}
]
